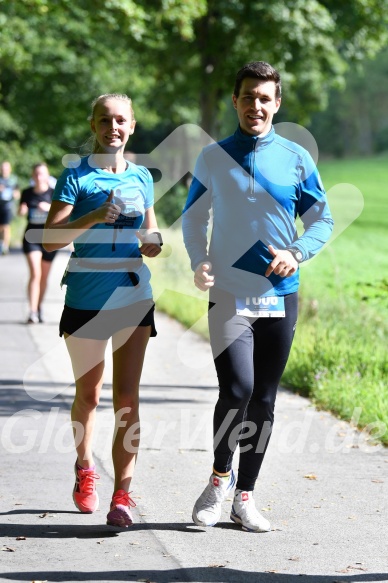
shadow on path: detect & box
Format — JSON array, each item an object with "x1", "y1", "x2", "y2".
[
  {"x1": 0, "y1": 383, "x2": 217, "y2": 416},
  {"x1": 1, "y1": 567, "x2": 387, "y2": 583}
]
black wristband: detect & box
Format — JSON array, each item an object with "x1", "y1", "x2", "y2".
[{"x1": 152, "y1": 231, "x2": 163, "y2": 246}]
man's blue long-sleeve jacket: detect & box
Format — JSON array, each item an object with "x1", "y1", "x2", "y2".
[{"x1": 182, "y1": 125, "x2": 334, "y2": 298}]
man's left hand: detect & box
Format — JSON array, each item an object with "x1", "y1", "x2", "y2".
[{"x1": 265, "y1": 244, "x2": 298, "y2": 278}]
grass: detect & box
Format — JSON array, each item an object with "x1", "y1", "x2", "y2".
[
  {"x1": 10, "y1": 215, "x2": 25, "y2": 246},
  {"x1": 147, "y1": 154, "x2": 388, "y2": 446},
  {"x1": 283, "y1": 154, "x2": 388, "y2": 444},
  {"x1": 145, "y1": 224, "x2": 210, "y2": 338}
]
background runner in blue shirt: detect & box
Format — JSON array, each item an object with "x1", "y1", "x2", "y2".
[
  {"x1": 0, "y1": 160, "x2": 20, "y2": 255},
  {"x1": 183, "y1": 62, "x2": 333, "y2": 533},
  {"x1": 44, "y1": 93, "x2": 162, "y2": 528}
]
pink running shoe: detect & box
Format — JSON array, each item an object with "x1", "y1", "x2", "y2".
[
  {"x1": 106, "y1": 489, "x2": 136, "y2": 527},
  {"x1": 73, "y1": 463, "x2": 100, "y2": 513}
]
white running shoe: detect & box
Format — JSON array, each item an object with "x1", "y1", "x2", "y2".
[
  {"x1": 192, "y1": 470, "x2": 236, "y2": 527},
  {"x1": 27, "y1": 311, "x2": 39, "y2": 325},
  {"x1": 230, "y1": 489, "x2": 271, "y2": 532}
]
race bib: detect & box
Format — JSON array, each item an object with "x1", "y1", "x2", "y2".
[
  {"x1": 29, "y1": 208, "x2": 48, "y2": 225},
  {"x1": 236, "y1": 295, "x2": 285, "y2": 318}
]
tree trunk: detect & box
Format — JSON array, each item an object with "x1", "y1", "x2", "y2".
[{"x1": 195, "y1": 6, "x2": 222, "y2": 140}]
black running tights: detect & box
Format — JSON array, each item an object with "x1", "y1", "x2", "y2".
[{"x1": 208, "y1": 289, "x2": 298, "y2": 492}]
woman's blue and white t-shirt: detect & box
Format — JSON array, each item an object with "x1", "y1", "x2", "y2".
[{"x1": 53, "y1": 156, "x2": 154, "y2": 310}]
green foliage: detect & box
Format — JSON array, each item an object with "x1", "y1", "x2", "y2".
[
  {"x1": 154, "y1": 183, "x2": 189, "y2": 228},
  {"x1": 2, "y1": 0, "x2": 388, "y2": 180},
  {"x1": 0, "y1": 0, "x2": 184, "y2": 180},
  {"x1": 137, "y1": 0, "x2": 388, "y2": 134},
  {"x1": 308, "y1": 48, "x2": 388, "y2": 156}
]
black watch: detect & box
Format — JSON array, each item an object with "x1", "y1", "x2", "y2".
[
  {"x1": 152, "y1": 231, "x2": 163, "y2": 246},
  {"x1": 287, "y1": 247, "x2": 303, "y2": 263}
]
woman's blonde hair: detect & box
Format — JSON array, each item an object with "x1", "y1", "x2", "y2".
[{"x1": 87, "y1": 93, "x2": 135, "y2": 154}]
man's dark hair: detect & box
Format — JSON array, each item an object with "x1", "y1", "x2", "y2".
[{"x1": 233, "y1": 62, "x2": 281, "y2": 99}]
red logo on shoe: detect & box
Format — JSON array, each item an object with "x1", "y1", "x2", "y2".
[
  {"x1": 213, "y1": 477, "x2": 220, "y2": 487},
  {"x1": 241, "y1": 492, "x2": 249, "y2": 501}
]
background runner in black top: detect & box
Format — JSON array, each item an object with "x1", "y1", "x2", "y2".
[{"x1": 19, "y1": 162, "x2": 57, "y2": 324}]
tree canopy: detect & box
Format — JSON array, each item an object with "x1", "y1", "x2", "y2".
[
  {"x1": 1, "y1": 0, "x2": 388, "y2": 182},
  {"x1": 308, "y1": 47, "x2": 388, "y2": 157}
]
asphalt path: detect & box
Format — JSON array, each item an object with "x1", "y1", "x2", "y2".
[{"x1": 0, "y1": 248, "x2": 387, "y2": 583}]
